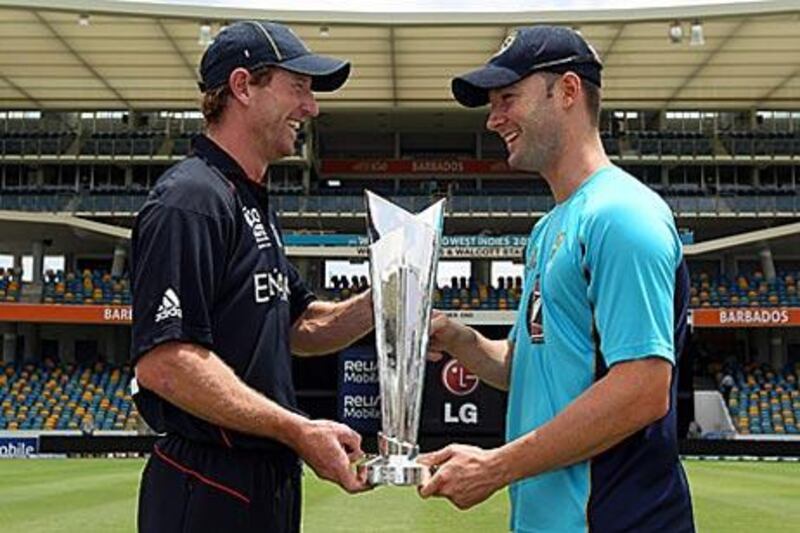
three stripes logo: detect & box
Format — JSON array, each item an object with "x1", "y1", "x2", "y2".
[{"x1": 155, "y1": 288, "x2": 182, "y2": 323}]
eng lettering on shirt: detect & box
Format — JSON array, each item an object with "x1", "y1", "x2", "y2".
[{"x1": 253, "y1": 269, "x2": 291, "y2": 304}]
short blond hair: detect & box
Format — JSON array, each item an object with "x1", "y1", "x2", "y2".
[{"x1": 201, "y1": 67, "x2": 276, "y2": 125}]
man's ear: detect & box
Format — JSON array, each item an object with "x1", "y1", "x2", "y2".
[
  {"x1": 228, "y1": 68, "x2": 251, "y2": 105},
  {"x1": 560, "y1": 72, "x2": 581, "y2": 110}
]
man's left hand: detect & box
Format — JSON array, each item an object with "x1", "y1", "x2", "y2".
[{"x1": 417, "y1": 444, "x2": 507, "y2": 510}]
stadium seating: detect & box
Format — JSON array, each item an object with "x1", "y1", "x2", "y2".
[
  {"x1": 325, "y1": 270, "x2": 800, "y2": 310},
  {"x1": 41, "y1": 270, "x2": 131, "y2": 305},
  {"x1": 626, "y1": 130, "x2": 714, "y2": 157},
  {"x1": 323, "y1": 275, "x2": 523, "y2": 311},
  {"x1": 80, "y1": 131, "x2": 165, "y2": 156},
  {"x1": 435, "y1": 276, "x2": 523, "y2": 311},
  {"x1": 690, "y1": 270, "x2": 800, "y2": 308},
  {"x1": 1, "y1": 126, "x2": 799, "y2": 162},
  {"x1": 171, "y1": 131, "x2": 200, "y2": 155},
  {"x1": 0, "y1": 131, "x2": 75, "y2": 156},
  {"x1": 719, "y1": 131, "x2": 800, "y2": 157},
  {"x1": 326, "y1": 270, "x2": 800, "y2": 310},
  {"x1": 324, "y1": 275, "x2": 370, "y2": 302},
  {"x1": 599, "y1": 131, "x2": 620, "y2": 155},
  {"x1": 0, "y1": 360, "x2": 137, "y2": 431},
  {"x1": 0, "y1": 268, "x2": 23, "y2": 302},
  {"x1": 721, "y1": 363, "x2": 800, "y2": 435}
]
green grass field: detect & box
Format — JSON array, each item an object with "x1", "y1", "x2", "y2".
[{"x1": 0, "y1": 458, "x2": 798, "y2": 532}]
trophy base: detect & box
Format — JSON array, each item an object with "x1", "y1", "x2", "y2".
[
  {"x1": 357, "y1": 433, "x2": 430, "y2": 486},
  {"x1": 359, "y1": 454, "x2": 430, "y2": 486}
]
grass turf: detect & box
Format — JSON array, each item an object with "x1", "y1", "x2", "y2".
[{"x1": 0, "y1": 458, "x2": 797, "y2": 532}]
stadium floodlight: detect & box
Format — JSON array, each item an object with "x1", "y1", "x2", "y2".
[
  {"x1": 690, "y1": 20, "x2": 705, "y2": 46},
  {"x1": 77, "y1": 13, "x2": 90, "y2": 27},
  {"x1": 198, "y1": 22, "x2": 213, "y2": 47},
  {"x1": 668, "y1": 21, "x2": 683, "y2": 44}
]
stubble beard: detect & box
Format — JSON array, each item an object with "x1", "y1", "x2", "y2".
[
  {"x1": 510, "y1": 126, "x2": 561, "y2": 175},
  {"x1": 508, "y1": 101, "x2": 561, "y2": 174}
]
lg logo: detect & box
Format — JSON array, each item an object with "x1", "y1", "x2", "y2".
[
  {"x1": 441, "y1": 359, "x2": 479, "y2": 396},
  {"x1": 444, "y1": 402, "x2": 478, "y2": 425},
  {"x1": 441, "y1": 359, "x2": 479, "y2": 425}
]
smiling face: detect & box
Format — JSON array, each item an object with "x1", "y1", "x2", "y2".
[
  {"x1": 486, "y1": 72, "x2": 563, "y2": 174},
  {"x1": 246, "y1": 67, "x2": 319, "y2": 162}
]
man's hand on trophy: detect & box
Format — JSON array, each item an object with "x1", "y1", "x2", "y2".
[
  {"x1": 417, "y1": 444, "x2": 507, "y2": 510},
  {"x1": 293, "y1": 419, "x2": 372, "y2": 493},
  {"x1": 428, "y1": 311, "x2": 472, "y2": 362}
]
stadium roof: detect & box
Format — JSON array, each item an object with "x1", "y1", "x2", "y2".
[
  {"x1": 0, "y1": 0, "x2": 797, "y2": 110},
  {"x1": 0, "y1": 210, "x2": 129, "y2": 254}
]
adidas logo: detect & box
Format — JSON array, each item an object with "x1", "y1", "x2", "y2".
[{"x1": 155, "y1": 288, "x2": 183, "y2": 323}]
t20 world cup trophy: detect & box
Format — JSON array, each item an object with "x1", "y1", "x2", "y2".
[{"x1": 359, "y1": 191, "x2": 445, "y2": 486}]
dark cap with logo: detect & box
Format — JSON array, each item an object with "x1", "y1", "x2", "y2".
[
  {"x1": 452, "y1": 26, "x2": 603, "y2": 108},
  {"x1": 198, "y1": 21, "x2": 351, "y2": 93}
]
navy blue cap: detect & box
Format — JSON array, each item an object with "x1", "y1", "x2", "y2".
[
  {"x1": 199, "y1": 21, "x2": 350, "y2": 93},
  {"x1": 452, "y1": 26, "x2": 603, "y2": 108}
]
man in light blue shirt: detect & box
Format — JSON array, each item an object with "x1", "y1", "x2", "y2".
[{"x1": 420, "y1": 26, "x2": 694, "y2": 532}]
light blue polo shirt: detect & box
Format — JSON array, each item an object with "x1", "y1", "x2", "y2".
[{"x1": 505, "y1": 165, "x2": 693, "y2": 532}]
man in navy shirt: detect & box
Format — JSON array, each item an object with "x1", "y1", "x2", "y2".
[{"x1": 131, "y1": 21, "x2": 373, "y2": 533}]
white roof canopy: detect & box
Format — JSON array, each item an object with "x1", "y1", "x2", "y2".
[{"x1": 0, "y1": 0, "x2": 797, "y2": 110}]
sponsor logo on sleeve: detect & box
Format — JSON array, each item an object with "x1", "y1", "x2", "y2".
[
  {"x1": 242, "y1": 206, "x2": 272, "y2": 250},
  {"x1": 155, "y1": 288, "x2": 182, "y2": 323}
]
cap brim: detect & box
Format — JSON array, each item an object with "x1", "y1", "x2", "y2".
[
  {"x1": 451, "y1": 65, "x2": 522, "y2": 108},
  {"x1": 280, "y1": 54, "x2": 351, "y2": 92}
]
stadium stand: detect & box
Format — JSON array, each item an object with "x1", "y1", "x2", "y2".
[
  {"x1": 625, "y1": 130, "x2": 715, "y2": 157},
  {"x1": 690, "y1": 271, "x2": 800, "y2": 308},
  {"x1": 0, "y1": 9, "x2": 799, "y2": 463},
  {"x1": 720, "y1": 131, "x2": 800, "y2": 157},
  {"x1": 0, "y1": 131, "x2": 76, "y2": 156},
  {"x1": 41, "y1": 270, "x2": 131, "y2": 305},
  {"x1": 721, "y1": 363, "x2": 800, "y2": 435},
  {"x1": 0, "y1": 360, "x2": 137, "y2": 431},
  {"x1": 0, "y1": 126, "x2": 798, "y2": 162},
  {"x1": 0, "y1": 268, "x2": 23, "y2": 302},
  {"x1": 324, "y1": 275, "x2": 524, "y2": 311},
  {"x1": 435, "y1": 276, "x2": 523, "y2": 311},
  {"x1": 79, "y1": 131, "x2": 165, "y2": 157},
  {"x1": 171, "y1": 131, "x2": 199, "y2": 156}
]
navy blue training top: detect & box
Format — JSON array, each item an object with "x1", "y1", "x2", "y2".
[{"x1": 130, "y1": 135, "x2": 315, "y2": 452}]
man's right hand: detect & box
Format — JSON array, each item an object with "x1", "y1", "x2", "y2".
[
  {"x1": 291, "y1": 419, "x2": 370, "y2": 493},
  {"x1": 428, "y1": 310, "x2": 471, "y2": 362}
]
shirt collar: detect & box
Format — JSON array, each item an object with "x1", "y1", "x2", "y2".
[{"x1": 191, "y1": 134, "x2": 258, "y2": 186}]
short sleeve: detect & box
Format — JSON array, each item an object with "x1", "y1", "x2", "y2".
[
  {"x1": 287, "y1": 260, "x2": 316, "y2": 324},
  {"x1": 130, "y1": 203, "x2": 228, "y2": 363},
  {"x1": 581, "y1": 202, "x2": 680, "y2": 368}
]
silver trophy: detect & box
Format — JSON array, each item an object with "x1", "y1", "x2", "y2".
[{"x1": 360, "y1": 191, "x2": 445, "y2": 486}]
